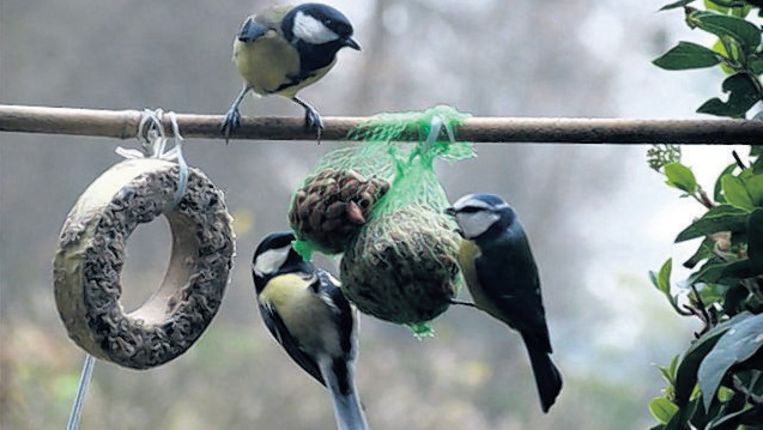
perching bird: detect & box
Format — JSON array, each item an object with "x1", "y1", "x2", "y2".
[
  {"x1": 221, "y1": 3, "x2": 361, "y2": 142},
  {"x1": 445, "y1": 193, "x2": 562, "y2": 413},
  {"x1": 252, "y1": 232, "x2": 369, "y2": 430}
]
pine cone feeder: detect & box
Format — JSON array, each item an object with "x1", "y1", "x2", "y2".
[{"x1": 289, "y1": 168, "x2": 390, "y2": 253}]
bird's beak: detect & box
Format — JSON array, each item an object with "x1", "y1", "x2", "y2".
[
  {"x1": 344, "y1": 36, "x2": 361, "y2": 51},
  {"x1": 444, "y1": 207, "x2": 456, "y2": 217}
]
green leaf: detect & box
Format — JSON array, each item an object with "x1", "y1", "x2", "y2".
[
  {"x1": 719, "y1": 259, "x2": 753, "y2": 279},
  {"x1": 660, "y1": 0, "x2": 696, "y2": 10},
  {"x1": 715, "y1": 163, "x2": 738, "y2": 202},
  {"x1": 652, "y1": 259, "x2": 686, "y2": 314},
  {"x1": 669, "y1": 354, "x2": 681, "y2": 380},
  {"x1": 688, "y1": 259, "x2": 743, "y2": 284},
  {"x1": 699, "y1": 313, "x2": 763, "y2": 409},
  {"x1": 706, "y1": 0, "x2": 731, "y2": 14},
  {"x1": 712, "y1": 39, "x2": 738, "y2": 74},
  {"x1": 654, "y1": 41, "x2": 723, "y2": 70},
  {"x1": 705, "y1": 0, "x2": 751, "y2": 15},
  {"x1": 694, "y1": 283, "x2": 727, "y2": 306},
  {"x1": 689, "y1": 396, "x2": 723, "y2": 429},
  {"x1": 722, "y1": 174, "x2": 755, "y2": 209},
  {"x1": 660, "y1": 354, "x2": 682, "y2": 385},
  {"x1": 666, "y1": 398, "x2": 701, "y2": 430},
  {"x1": 658, "y1": 258, "x2": 673, "y2": 294},
  {"x1": 687, "y1": 10, "x2": 762, "y2": 54},
  {"x1": 734, "y1": 6, "x2": 753, "y2": 18},
  {"x1": 675, "y1": 204, "x2": 749, "y2": 242},
  {"x1": 650, "y1": 397, "x2": 680, "y2": 424},
  {"x1": 753, "y1": 152, "x2": 763, "y2": 175},
  {"x1": 674, "y1": 312, "x2": 755, "y2": 406},
  {"x1": 718, "y1": 386, "x2": 736, "y2": 402},
  {"x1": 707, "y1": 405, "x2": 757, "y2": 430},
  {"x1": 665, "y1": 162, "x2": 699, "y2": 193},
  {"x1": 743, "y1": 173, "x2": 763, "y2": 205},
  {"x1": 697, "y1": 73, "x2": 761, "y2": 118},
  {"x1": 750, "y1": 56, "x2": 763, "y2": 74},
  {"x1": 684, "y1": 238, "x2": 716, "y2": 268}
]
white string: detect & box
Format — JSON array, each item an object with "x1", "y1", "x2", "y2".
[
  {"x1": 116, "y1": 108, "x2": 189, "y2": 205},
  {"x1": 423, "y1": 115, "x2": 457, "y2": 150},
  {"x1": 423, "y1": 116, "x2": 444, "y2": 151},
  {"x1": 65, "y1": 354, "x2": 95, "y2": 430}
]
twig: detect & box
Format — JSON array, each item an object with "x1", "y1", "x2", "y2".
[
  {"x1": 692, "y1": 187, "x2": 716, "y2": 209},
  {"x1": 732, "y1": 150, "x2": 747, "y2": 170},
  {"x1": 689, "y1": 284, "x2": 714, "y2": 333},
  {"x1": 2, "y1": 104, "x2": 763, "y2": 143},
  {"x1": 450, "y1": 299, "x2": 479, "y2": 309},
  {"x1": 732, "y1": 374, "x2": 763, "y2": 407}
]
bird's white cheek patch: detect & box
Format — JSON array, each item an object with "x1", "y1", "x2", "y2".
[
  {"x1": 253, "y1": 246, "x2": 291, "y2": 277},
  {"x1": 457, "y1": 212, "x2": 500, "y2": 239},
  {"x1": 293, "y1": 11, "x2": 339, "y2": 44}
]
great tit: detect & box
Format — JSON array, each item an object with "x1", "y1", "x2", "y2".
[
  {"x1": 221, "y1": 3, "x2": 361, "y2": 142},
  {"x1": 445, "y1": 193, "x2": 562, "y2": 413},
  {"x1": 252, "y1": 232, "x2": 369, "y2": 430}
]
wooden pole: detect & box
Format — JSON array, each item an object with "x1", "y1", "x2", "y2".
[{"x1": 1, "y1": 104, "x2": 761, "y2": 144}]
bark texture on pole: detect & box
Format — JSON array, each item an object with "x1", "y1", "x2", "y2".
[{"x1": 1, "y1": 104, "x2": 762, "y2": 144}]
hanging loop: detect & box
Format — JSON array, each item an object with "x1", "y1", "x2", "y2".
[{"x1": 116, "y1": 108, "x2": 188, "y2": 206}]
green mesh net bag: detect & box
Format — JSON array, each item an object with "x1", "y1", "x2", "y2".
[{"x1": 337, "y1": 106, "x2": 474, "y2": 333}]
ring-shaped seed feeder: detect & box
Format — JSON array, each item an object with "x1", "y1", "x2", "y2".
[{"x1": 53, "y1": 158, "x2": 235, "y2": 369}]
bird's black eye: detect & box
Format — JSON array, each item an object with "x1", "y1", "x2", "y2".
[{"x1": 460, "y1": 206, "x2": 482, "y2": 213}]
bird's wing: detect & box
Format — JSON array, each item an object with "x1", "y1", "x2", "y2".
[
  {"x1": 317, "y1": 270, "x2": 356, "y2": 358},
  {"x1": 253, "y1": 5, "x2": 294, "y2": 31},
  {"x1": 258, "y1": 301, "x2": 326, "y2": 387},
  {"x1": 237, "y1": 5, "x2": 294, "y2": 41},
  {"x1": 475, "y1": 231, "x2": 553, "y2": 353}
]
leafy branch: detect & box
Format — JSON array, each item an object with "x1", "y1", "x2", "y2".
[
  {"x1": 654, "y1": 0, "x2": 763, "y2": 118},
  {"x1": 646, "y1": 143, "x2": 763, "y2": 429}
]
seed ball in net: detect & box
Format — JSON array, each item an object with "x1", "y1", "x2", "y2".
[
  {"x1": 289, "y1": 168, "x2": 390, "y2": 254},
  {"x1": 340, "y1": 208, "x2": 460, "y2": 324}
]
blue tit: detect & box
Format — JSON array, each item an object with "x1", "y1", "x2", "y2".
[
  {"x1": 445, "y1": 194, "x2": 562, "y2": 413},
  {"x1": 221, "y1": 3, "x2": 361, "y2": 142},
  {"x1": 252, "y1": 232, "x2": 369, "y2": 430}
]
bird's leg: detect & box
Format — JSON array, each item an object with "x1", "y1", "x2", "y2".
[
  {"x1": 220, "y1": 86, "x2": 251, "y2": 143},
  {"x1": 292, "y1": 96, "x2": 323, "y2": 144}
]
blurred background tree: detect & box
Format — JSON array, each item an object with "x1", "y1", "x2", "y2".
[{"x1": 0, "y1": 0, "x2": 756, "y2": 429}]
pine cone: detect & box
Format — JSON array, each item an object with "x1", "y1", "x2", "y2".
[{"x1": 289, "y1": 168, "x2": 390, "y2": 253}]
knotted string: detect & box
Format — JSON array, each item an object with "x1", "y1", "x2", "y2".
[{"x1": 116, "y1": 108, "x2": 188, "y2": 205}]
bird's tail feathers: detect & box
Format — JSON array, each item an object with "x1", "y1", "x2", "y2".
[
  {"x1": 320, "y1": 360, "x2": 369, "y2": 430},
  {"x1": 523, "y1": 334, "x2": 563, "y2": 413}
]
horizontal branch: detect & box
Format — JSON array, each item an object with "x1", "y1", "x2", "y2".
[{"x1": 1, "y1": 104, "x2": 762, "y2": 144}]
